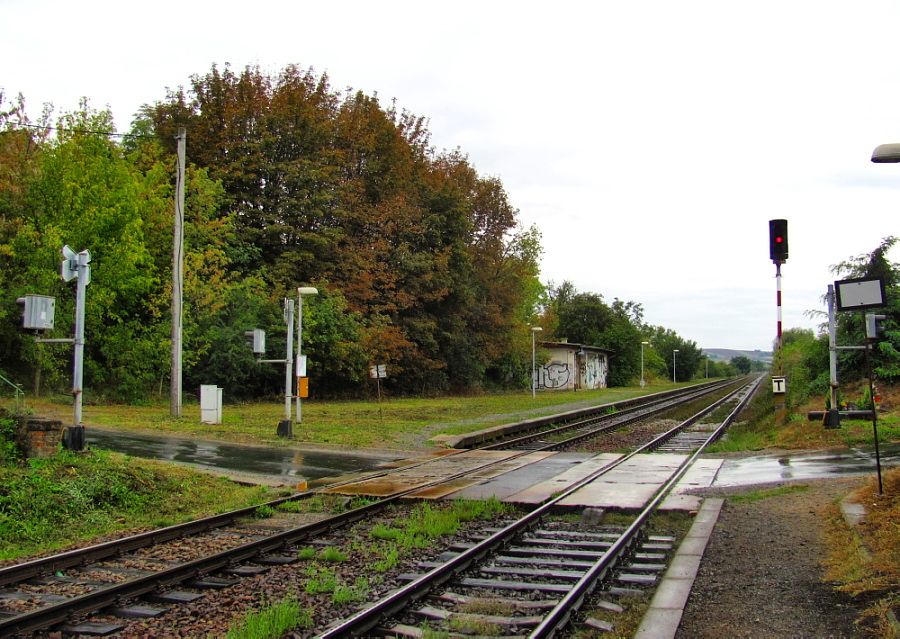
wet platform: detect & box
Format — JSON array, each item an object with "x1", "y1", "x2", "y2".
[{"x1": 322, "y1": 449, "x2": 723, "y2": 511}]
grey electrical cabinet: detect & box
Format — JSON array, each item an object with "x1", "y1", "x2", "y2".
[
  {"x1": 17, "y1": 295, "x2": 56, "y2": 330},
  {"x1": 245, "y1": 329, "x2": 266, "y2": 354}
]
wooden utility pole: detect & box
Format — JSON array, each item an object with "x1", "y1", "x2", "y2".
[{"x1": 170, "y1": 128, "x2": 186, "y2": 417}]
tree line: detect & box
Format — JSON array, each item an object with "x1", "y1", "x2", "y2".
[
  {"x1": 1, "y1": 64, "x2": 729, "y2": 402},
  {"x1": 776, "y1": 238, "x2": 899, "y2": 411}
]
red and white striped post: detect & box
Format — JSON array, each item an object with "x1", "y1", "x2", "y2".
[
  {"x1": 775, "y1": 261, "x2": 783, "y2": 356},
  {"x1": 769, "y1": 219, "x2": 788, "y2": 424}
]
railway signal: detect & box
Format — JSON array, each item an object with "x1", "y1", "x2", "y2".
[{"x1": 769, "y1": 219, "x2": 788, "y2": 263}]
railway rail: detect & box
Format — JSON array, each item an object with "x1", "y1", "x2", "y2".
[
  {"x1": 316, "y1": 376, "x2": 760, "y2": 637},
  {"x1": 0, "y1": 377, "x2": 758, "y2": 636}
]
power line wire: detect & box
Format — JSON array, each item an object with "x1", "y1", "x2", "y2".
[{"x1": 4, "y1": 122, "x2": 155, "y2": 139}]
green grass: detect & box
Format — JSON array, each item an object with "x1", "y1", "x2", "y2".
[
  {"x1": 365, "y1": 498, "x2": 512, "y2": 570},
  {"x1": 225, "y1": 595, "x2": 313, "y2": 639},
  {"x1": 5, "y1": 383, "x2": 679, "y2": 449},
  {"x1": 319, "y1": 546, "x2": 347, "y2": 562},
  {"x1": 0, "y1": 449, "x2": 278, "y2": 561}
]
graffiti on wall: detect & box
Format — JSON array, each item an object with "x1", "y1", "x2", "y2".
[
  {"x1": 582, "y1": 353, "x2": 607, "y2": 389},
  {"x1": 534, "y1": 363, "x2": 572, "y2": 389},
  {"x1": 534, "y1": 352, "x2": 608, "y2": 391}
]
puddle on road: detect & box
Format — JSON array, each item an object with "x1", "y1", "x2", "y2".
[
  {"x1": 87, "y1": 430, "x2": 403, "y2": 483},
  {"x1": 712, "y1": 442, "x2": 900, "y2": 487}
]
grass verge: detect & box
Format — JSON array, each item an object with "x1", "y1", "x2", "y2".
[
  {"x1": 0, "y1": 449, "x2": 281, "y2": 560},
  {"x1": 823, "y1": 467, "x2": 900, "y2": 637},
  {"x1": 3, "y1": 383, "x2": 683, "y2": 449}
]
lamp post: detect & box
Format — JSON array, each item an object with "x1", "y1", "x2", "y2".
[
  {"x1": 640, "y1": 341, "x2": 649, "y2": 388},
  {"x1": 531, "y1": 326, "x2": 543, "y2": 399},
  {"x1": 672, "y1": 349, "x2": 679, "y2": 383},
  {"x1": 296, "y1": 286, "x2": 318, "y2": 423},
  {"x1": 705, "y1": 355, "x2": 709, "y2": 379}
]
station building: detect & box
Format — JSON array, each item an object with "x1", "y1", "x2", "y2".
[{"x1": 536, "y1": 341, "x2": 612, "y2": 391}]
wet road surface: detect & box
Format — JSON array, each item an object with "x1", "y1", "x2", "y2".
[
  {"x1": 712, "y1": 442, "x2": 900, "y2": 486},
  {"x1": 86, "y1": 429, "x2": 899, "y2": 488},
  {"x1": 87, "y1": 429, "x2": 404, "y2": 484}
]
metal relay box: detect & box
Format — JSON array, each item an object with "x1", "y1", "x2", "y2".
[{"x1": 17, "y1": 295, "x2": 56, "y2": 330}]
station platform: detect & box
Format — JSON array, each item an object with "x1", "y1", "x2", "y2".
[{"x1": 322, "y1": 449, "x2": 723, "y2": 511}]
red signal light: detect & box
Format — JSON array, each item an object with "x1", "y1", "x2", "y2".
[{"x1": 769, "y1": 219, "x2": 788, "y2": 262}]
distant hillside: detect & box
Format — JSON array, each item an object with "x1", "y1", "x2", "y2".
[{"x1": 703, "y1": 348, "x2": 773, "y2": 363}]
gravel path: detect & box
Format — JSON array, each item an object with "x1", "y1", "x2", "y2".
[{"x1": 677, "y1": 477, "x2": 869, "y2": 638}]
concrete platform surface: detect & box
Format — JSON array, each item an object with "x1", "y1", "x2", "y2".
[{"x1": 321, "y1": 447, "x2": 723, "y2": 513}]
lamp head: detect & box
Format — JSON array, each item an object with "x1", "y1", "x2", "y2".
[
  {"x1": 871, "y1": 143, "x2": 900, "y2": 163},
  {"x1": 298, "y1": 287, "x2": 318, "y2": 296}
]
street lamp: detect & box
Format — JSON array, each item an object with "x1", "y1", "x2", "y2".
[
  {"x1": 871, "y1": 143, "x2": 900, "y2": 163},
  {"x1": 640, "y1": 341, "x2": 649, "y2": 388},
  {"x1": 296, "y1": 286, "x2": 318, "y2": 422},
  {"x1": 672, "y1": 349, "x2": 679, "y2": 383},
  {"x1": 705, "y1": 355, "x2": 709, "y2": 379},
  {"x1": 531, "y1": 326, "x2": 543, "y2": 399}
]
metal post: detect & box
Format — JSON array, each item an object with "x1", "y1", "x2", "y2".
[
  {"x1": 531, "y1": 326, "x2": 542, "y2": 398},
  {"x1": 862, "y1": 315, "x2": 884, "y2": 494},
  {"x1": 672, "y1": 350, "x2": 678, "y2": 383},
  {"x1": 775, "y1": 261, "x2": 783, "y2": 364},
  {"x1": 640, "y1": 341, "x2": 648, "y2": 388},
  {"x1": 72, "y1": 252, "x2": 88, "y2": 426},
  {"x1": 640, "y1": 342, "x2": 645, "y2": 388},
  {"x1": 170, "y1": 127, "x2": 186, "y2": 418},
  {"x1": 283, "y1": 298, "x2": 294, "y2": 422},
  {"x1": 294, "y1": 287, "x2": 318, "y2": 423},
  {"x1": 296, "y1": 290, "x2": 303, "y2": 423},
  {"x1": 827, "y1": 285, "x2": 839, "y2": 411},
  {"x1": 532, "y1": 330, "x2": 536, "y2": 399}
]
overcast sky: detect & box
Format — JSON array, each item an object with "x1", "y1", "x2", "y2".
[{"x1": 3, "y1": 0, "x2": 898, "y2": 351}]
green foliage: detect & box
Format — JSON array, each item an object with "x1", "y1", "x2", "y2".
[
  {"x1": 253, "y1": 504, "x2": 276, "y2": 519},
  {"x1": 296, "y1": 547, "x2": 317, "y2": 560},
  {"x1": 830, "y1": 237, "x2": 899, "y2": 383},
  {"x1": 0, "y1": 449, "x2": 274, "y2": 559},
  {"x1": 366, "y1": 499, "x2": 511, "y2": 571},
  {"x1": 331, "y1": 576, "x2": 369, "y2": 605},
  {"x1": 731, "y1": 355, "x2": 752, "y2": 374},
  {"x1": 226, "y1": 595, "x2": 312, "y2": 639},
  {"x1": 319, "y1": 546, "x2": 347, "y2": 562},
  {"x1": 304, "y1": 565, "x2": 338, "y2": 594},
  {"x1": 0, "y1": 415, "x2": 22, "y2": 465},
  {"x1": 548, "y1": 282, "x2": 646, "y2": 386}
]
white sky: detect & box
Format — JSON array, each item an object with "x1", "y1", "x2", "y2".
[{"x1": 2, "y1": 0, "x2": 898, "y2": 351}]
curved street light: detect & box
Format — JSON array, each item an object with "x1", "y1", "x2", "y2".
[
  {"x1": 296, "y1": 286, "x2": 318, "y2": 422},
  {"x1": 531, "y1": 327, "x2": 543, "y2": 399},
  {"x1": 640, "y1": 341, "x2": 649, "y2": 388}
]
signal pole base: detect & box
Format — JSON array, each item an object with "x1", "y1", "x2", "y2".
[
  {"x1": 63, "y1": 425, "x2": 86, "y2": 451},
  {"x1": 276, "y1": 419, "x2": 293, "y2": 439}
]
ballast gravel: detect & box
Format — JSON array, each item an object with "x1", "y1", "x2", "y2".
[{"x1": 676, "y1": 476, "x2": 869, "y2": 639}]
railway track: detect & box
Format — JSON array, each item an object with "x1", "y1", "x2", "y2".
[
  {"x1": 0, "y1": 377, "x2": 758, "y2": 636},
  {"x1": 317, "y1": 376, "x2": 761, "y2": 637}
]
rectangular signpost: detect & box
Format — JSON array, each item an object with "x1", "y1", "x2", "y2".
[{"x1": 834, "y1": 276, "x2": 886, "y2": 494}]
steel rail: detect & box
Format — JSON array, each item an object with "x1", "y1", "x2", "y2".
[
  {"x1": 0, "y1": 379, "x2": 738, "y2": 588},
  {"x1": 0, "y1": 379, "x2": 751, "y2": 634},
  {"x1": 529, "y1": 375, "x2": 762, "y2": 638},
  {"x1": 522, "y1": 377, "x2": 746, "y2": 452},
  {"x1": 475, "y1": 379, "x2": 737, "y2": 450},
  {"x1": 315, "y1": 377, "x2": 758, "y2": 638}
]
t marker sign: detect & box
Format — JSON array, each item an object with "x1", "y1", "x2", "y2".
[{"x1": 772, "y1": 376, "x2": 786, "y2": 394}]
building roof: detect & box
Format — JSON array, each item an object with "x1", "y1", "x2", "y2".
[{"x1": 539, "y1": 341, "x2": 614, "y2": 355}]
